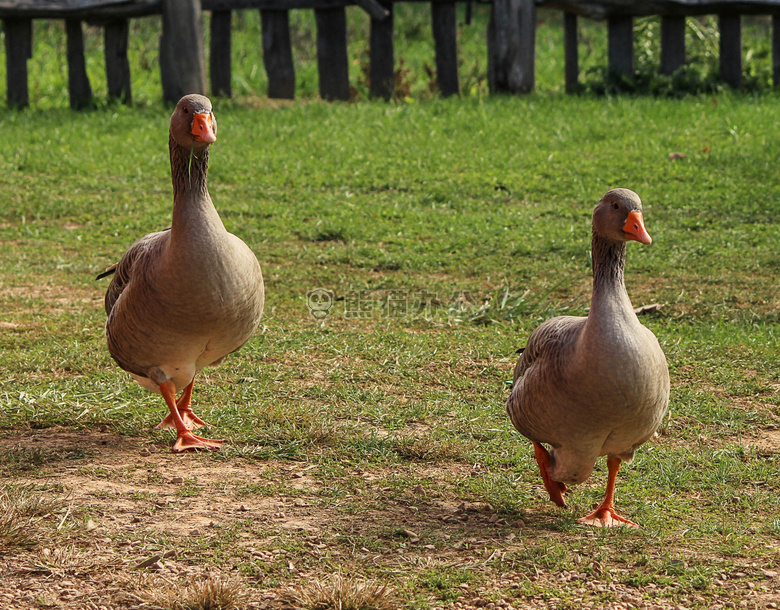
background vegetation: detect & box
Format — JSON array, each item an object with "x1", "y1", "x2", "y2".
[
  {"x1": 1, "y1": 6, "x2": 779, "y2": 107},
  {"x1": 0, "y1": 5, "x2": 778, "y2": 610}
]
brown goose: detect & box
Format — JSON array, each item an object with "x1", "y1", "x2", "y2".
[
  {"x1": 507, "y1": 188, "x2": 669, "y2": 527},
  {"x1": 99, "y1": 94, "x2": 265, "y2": 452}
]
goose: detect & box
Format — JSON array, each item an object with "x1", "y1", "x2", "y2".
[
  {"x1": 99, "y1": 94, "x2": 265, "y2": 452},
  {"x1": 506, "y1": 188, "x2": 669, "y2": 527}
]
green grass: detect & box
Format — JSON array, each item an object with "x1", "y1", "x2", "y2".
[
  {"x1": 2, "y1": 91, "x2": 777, "y2": 608},
  {"x1": 1, "y1": 8, "x2": 779, "y2": 610}
]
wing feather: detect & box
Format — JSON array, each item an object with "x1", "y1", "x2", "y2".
[{"x1": 100, "y1": 228, "x2": 170, "y2": 316}]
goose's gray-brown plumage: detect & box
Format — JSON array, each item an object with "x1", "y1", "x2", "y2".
[
  {"x1": 101, "y1": 94, "x2": 264, "y2": 452},
  {"x1": 507, "y1": 188, "x2": 669, "y2": 527}
]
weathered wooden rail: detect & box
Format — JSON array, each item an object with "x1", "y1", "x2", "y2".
[
  {"x1": 0, "y1": 0, "x2": 477, "y2": 108},
  {"x1": 540, "y1": 0, "x2": 780, "y2": 91},
  {"x1": 2, "y1": 0, "x2": 780, "y2": 108}
]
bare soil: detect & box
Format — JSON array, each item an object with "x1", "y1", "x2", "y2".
[{"x1": 1, "y1": 429, "x2": 779, "y2": 610}]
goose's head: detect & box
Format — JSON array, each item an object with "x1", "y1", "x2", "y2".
[
  {"x1": 593, "y1": 188, "x2": 652, "y2": 245},
  {"x1": 170, "y1": 94, "x2": 217, "y2": 149}
]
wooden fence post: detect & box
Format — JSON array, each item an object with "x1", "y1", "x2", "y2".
[
  {"x1": 369, "y1": 1, "x2": 394, "y2": 99},
  {"x1": 432, "y1": 1, "x2": 459, "y2": 96},
  {"x1": 160, "y1": 0, "x2": 207, "y2": 104},
  {"x1": 315, "y1": 7, "x2": 350, "y2": 101},
  {"x1": 518, "y1": 0, "x2": 535, "y2": 93},
  {"x1": 660, "y1": 16, "x2": 686, "y2": 76},
  {"x1": 66, "y1": 19, "x2": 93, "y2": 110},
  {"x1": 607, "y1": 15, "x2": 633, "y2": 81},
  {"x1": 3, "y1": 17, "x2": 32, "y2": 109},
  {"x1": 563, "y1": 11, "x2": 578, "y2": 92},
  {"x1": 261, "y1": 9, "x2": 296, "y2": 99},
  {"x1": 773, "y1": 14, "x2": 780, "y2": 87},
  {"x1": 488, "y1": 0, "x2": 535, "y2": 94},
  {"x1": 104, "y1": 19, "x2": 132, "y2": 105},
  {"x1": 210, "y1": 10, "x2": 232, "y2": 97},
  {"x1": 719, "y1": 13, "x2": 742, "y2": 88}
]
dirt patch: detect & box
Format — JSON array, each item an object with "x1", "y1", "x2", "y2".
[
  {"x1": 0, "y1": 281, "x2": 100, "y2": 318},
  {"x1": 1, "y1": 430, "x2": 778, "y2": 610},
  {"x1": 751, "y1": 427, "x2": 780, "y2": 455},
  {"x1": 0, "y1": 431, "x2": 325, "y2": 608},
  {"x1": 0, "y1": 282, "x2": 97, "y2": 302}
]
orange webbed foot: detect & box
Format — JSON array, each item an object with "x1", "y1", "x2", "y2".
[
  {"x1": 577, "y1": 506, "x2": 639, "y2": 528},
  {"x1": 172, "y1": 431, "x2": 225, "y2": 452},
  {"x1": 533, "y1": 442, "x2": 567, "y2": 507},
  {"x1": 155, "y1": 380, "x2": 210, "y2": 430},
  {"x1": 156, "y1": 408, "x2": 210, "y2": 430},
  {"x1": 158, "y1": 380, "x2": 221, "y2": 452},
  {"x1": 178, "y1": 407, "x2": 209, "y2": 428},
  {"x1": 577, "y1": 456, "x2": 638, "y2": 528}
]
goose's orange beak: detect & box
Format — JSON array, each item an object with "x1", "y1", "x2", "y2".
[
  {"x1": 191, "y1": 112, "x2": 216, "y2": 143},
  {"x1": 623, "y1": 211, "x2": 652, "y2": 245}
]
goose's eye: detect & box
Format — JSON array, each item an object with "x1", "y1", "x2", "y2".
[
  {"x1": 612, "y1": 202, "x2": 619, "y2": 210},
  {"x1": 183, "y1": 107, "x2": 189, "y2": 114}
]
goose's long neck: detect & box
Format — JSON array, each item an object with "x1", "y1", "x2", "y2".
[
  {"x1": 589, "y1": 232, "x2": 635, "y2": 326},
  {"x1": 168, "y1": 136, "x2": 224, "y2": 238}
]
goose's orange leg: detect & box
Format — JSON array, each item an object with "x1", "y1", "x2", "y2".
[
  {"x1": 158, "y1": 381, "x2": 223, "y2": 452},
  {"x1": 533, "y1": 442, "x2": 567, "y2": 507},
  {"x1": 577, "y1": 456, "x2": 638, "y2": 528},
  {"x1": 155, "y1": 380, "x2": 209, "y2": 430}
]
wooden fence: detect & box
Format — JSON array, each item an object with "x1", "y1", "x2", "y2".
[
  {"x1": 3, "y1": 0, "x2": 780, "y2": 108},
  {"x1": 543, "y1": 0, "x2": 780, "y2": 91}
]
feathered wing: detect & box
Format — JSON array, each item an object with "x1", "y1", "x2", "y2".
[
  {"x1": 511, "y1": 315, "x2": 584, "y2": 383},
  {"x1": 101, "y1": 228, "x2": 170, "y2": 316},
  {"x1": 507, "y1": 315, "x2": 586, "y2": 442}
]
